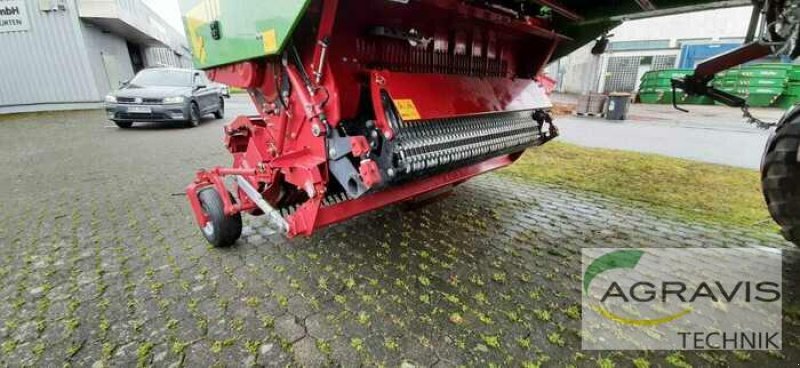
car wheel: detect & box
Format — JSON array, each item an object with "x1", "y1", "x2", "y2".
[
  {"x1": 186, "y1": 102, "x2": 201, "y2": 128},
  {"x1": 214, "y1": 98, "x2": 225, "y2": 119},
  {"x1": 114, "y1": 121, "x2": 133, "y2": 129}
]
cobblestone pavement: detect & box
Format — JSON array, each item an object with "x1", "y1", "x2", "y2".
[{"x1": 0, "y1": 109, "x2": 799, "y2": 368}]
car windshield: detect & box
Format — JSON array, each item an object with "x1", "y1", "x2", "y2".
[{"x1": 130, "y1": 69, "x2": 193, "y2": 87}]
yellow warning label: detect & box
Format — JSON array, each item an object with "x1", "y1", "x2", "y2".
[
  {"x1": 394, "y1": 99, "x2": 421, "y2": 120},
  {"x1": 186, "y1": 0, "x2": 220, "y2": 64},
  {"x1": 262, "y1": 29, "x2": 278, "y2": 54}
]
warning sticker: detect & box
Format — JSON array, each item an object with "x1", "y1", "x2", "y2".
[
  {"x1": 262, "y1": 29, "x2": 278, "y2": 54},
  {"x1": 394, "y1": 99, "x2": 421, "y2": 120}
]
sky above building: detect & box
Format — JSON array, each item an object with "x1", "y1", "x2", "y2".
[{"x1": 144, "y1": 0, "x2": 184, "y2": 33}]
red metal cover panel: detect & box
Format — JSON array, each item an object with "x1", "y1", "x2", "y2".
[{"x1": 372, "y1": 71, "x2": 552, "y2": 122}]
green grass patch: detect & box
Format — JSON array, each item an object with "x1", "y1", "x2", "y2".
[{"x1": 498, "y1": 142, "x2": 776, "y2": 232}]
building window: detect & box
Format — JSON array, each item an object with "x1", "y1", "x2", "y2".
[
  {"x1": 651, "y1": 55, "x2": 677, "y2": 71},
  {"x1": 604, "y1": 55, "x2": 676, "y2": 93},
  {"x1": 604, "y1": 56, "x2": 642, "y2": 93},
  {"x1": 609, "y1": 40, "x2": 671, "y2": 51}
]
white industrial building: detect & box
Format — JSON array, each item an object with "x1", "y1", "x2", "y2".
[
  {"x1": 0, "y1": 0, "x2": 191, "y2": 114},
  {"x1": 547, "y1": 6, "x2": 756, "y2": 95}
]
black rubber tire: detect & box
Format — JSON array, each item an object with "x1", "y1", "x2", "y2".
[
  {"x1": 198, "y1": 188, "x2": 243, "y2": 248},
  {"x1": 762, "y1": 110, "x2": 800, "y2": 243},
  {"x1": 186, "y1": 103, "x2": 201, "y2": 128},
  {"x1": 114, "y1": 121, "x2": 133, "y2": 129},
  {"x1": 214, "y1": 98, "x2": 225, "y2": 119}
]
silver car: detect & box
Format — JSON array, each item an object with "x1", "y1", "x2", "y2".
[{"x1": 105, "y1": 68, "x2": 225, "y2": 128}]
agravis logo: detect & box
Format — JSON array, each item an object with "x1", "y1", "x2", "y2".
[
  {"x1": 581, "y1": 248, "x2": 783, "y2": 351},
  {"x1": 583, "y1": 250, "x2": 692, "y2": 326}
]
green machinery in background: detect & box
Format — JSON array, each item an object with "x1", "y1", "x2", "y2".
[
  {"x1": 639, "y1": 64, "x2": 800, "y2": 108},
  {"x1": 714, "y1": 64, "x2": 790, "y2": 108},
  {"x1": 639, "y1": 69, "x2": 713, "y2": 105},
  {"x1": 773, "y1": 65, "x2": 800, "y2": 109}
]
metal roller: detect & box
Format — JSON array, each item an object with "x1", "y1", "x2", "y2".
[{"x1": 393, "y1": 110, "x2": 543, "y2": 176}]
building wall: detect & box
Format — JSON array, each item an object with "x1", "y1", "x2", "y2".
[
  {"x1": 78, "y1": 0, "x2": 188, "y2": 53},
  {"x1": 0, "y1": 0, "x2": 99, "y2": 109},
  {"x1": 548, "y1": 6, "x2": 752, "y2": 94},
  {"x1": 79, "y1": 21, "x2": 136, "y2": 98},
  {"x1": 143, "y1": 46, "x2": 192, "y2": 69},
  {"x1": 547, "y1": 43, "x2": 603, "y2": 95},
  {"x1": 1, "y1": 0, "x2": 192, "y2": 113},
  {"x1": 611, "y1": 7, "x2": 752, "y2": 43}
]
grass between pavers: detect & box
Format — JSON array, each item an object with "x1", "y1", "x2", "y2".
[{"x1": 498, "y1": 142, "x2": 778, "y2": 232}]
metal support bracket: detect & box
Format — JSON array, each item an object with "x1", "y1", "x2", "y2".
[
  {"x1": 327, "y1": 135, "x2": 370, "y2": 199},
  {"x1": 236, "y1": 176, "x2": 289, "y2": 233}
]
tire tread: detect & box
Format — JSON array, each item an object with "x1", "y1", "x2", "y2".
[
  {"x1": 198, "y1": 189, "x2": 242, "y2": 247},
  {"x1": 762, "y1": 114, "x2": 800, "y2": 243}
]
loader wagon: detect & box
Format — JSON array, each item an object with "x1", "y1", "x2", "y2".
[{"x1": 179, "y1": 0, "x2": 800, "y2": 247}]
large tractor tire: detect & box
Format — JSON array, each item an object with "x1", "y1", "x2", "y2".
[{"x1": 762, "y1": 107, "x2": 800, "y2": 244}]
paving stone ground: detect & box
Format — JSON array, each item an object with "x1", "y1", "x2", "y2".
[{"x1": 0, "y1": 109, "x2": 799, "y2": 367}]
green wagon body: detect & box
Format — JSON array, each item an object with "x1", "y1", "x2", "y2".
[{"x1": 178, "y1": 0, "x2": 311, "y2": 69}]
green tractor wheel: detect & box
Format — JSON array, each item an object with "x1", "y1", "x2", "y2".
[{"x1": 762, "y1": 106, "x2": 800, "y2": 243}]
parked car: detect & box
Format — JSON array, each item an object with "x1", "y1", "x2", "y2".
[
  {"x1": 105, "y1": 68, "x2": 225, "y2": 128},
  {"x1": 212, "y1": 82, "x2": 231, "y2": 98}
]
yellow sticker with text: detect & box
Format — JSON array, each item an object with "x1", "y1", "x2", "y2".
[
  {"x1": 186, "y1": 0, "x2": 220, "y2": 64},
  {"x1": 262, "y1": 29, "x2": 278, "y2": 54},
  {"x1": 394, "y1": 99, "x2": 421, "y2": 120}
]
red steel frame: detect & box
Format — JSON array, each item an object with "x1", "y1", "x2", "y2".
[
  {"x1": 694, "y1": 42, "x2": 772, "y2": 80},
  {"x1": 186, "y1": 0, "x2": 563, "y2": 237}
]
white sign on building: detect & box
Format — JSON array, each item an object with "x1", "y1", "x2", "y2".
[{"x1": 0, "y1": 0, "x2": 30, "y2": 33}]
